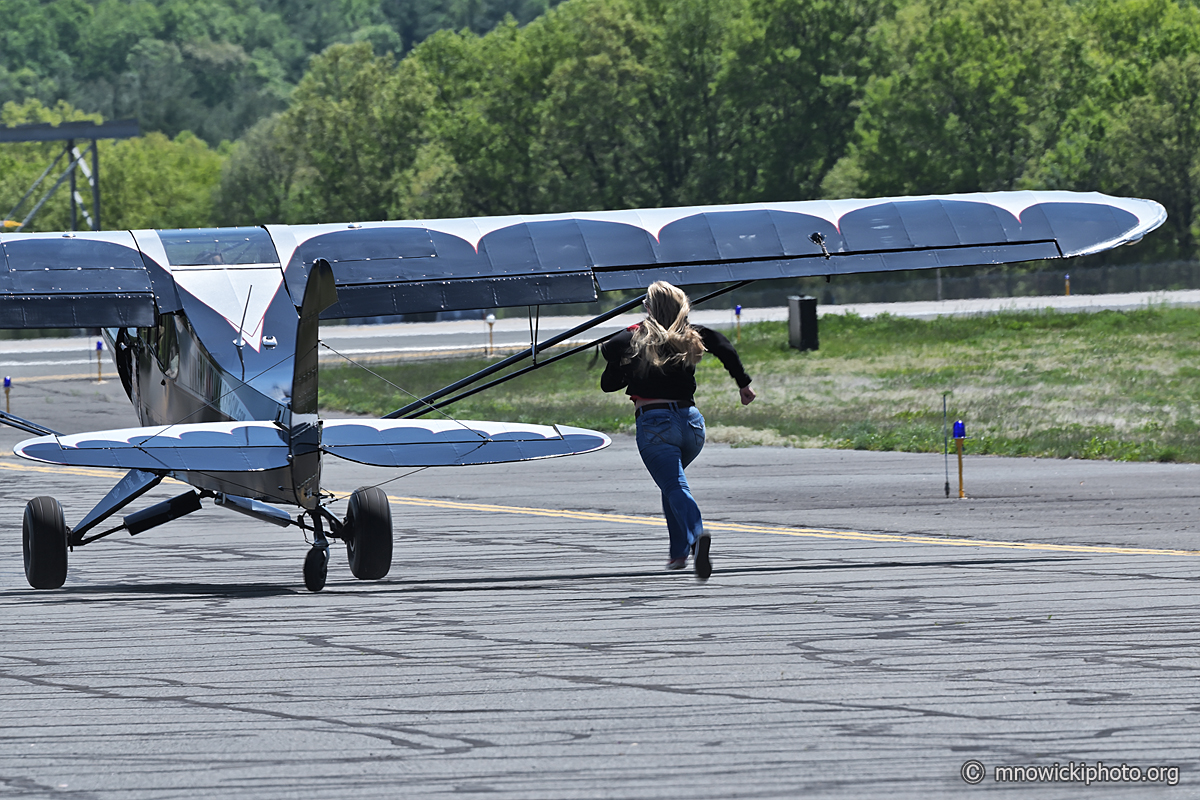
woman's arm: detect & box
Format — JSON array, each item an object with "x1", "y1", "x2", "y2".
[
  {"x1": 599, "y1": 328, "x2": 634, "y2": 393},
  {"x1": 696, "y1": 325, "x2": 751, "y2": 388}
]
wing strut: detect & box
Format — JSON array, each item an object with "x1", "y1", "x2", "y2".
[
  {"x1": 389, "y1": 281, "x2": 752, "y2": 420},
  {"x1": 383, "y1": 292, "x2": 648, "y2": 419},
  {"x1": 71, "y1": 469, "x2": 164, "y2": 543},
  {"x1": 0, "y1": 410, "x2": 60, "y2": 437}
]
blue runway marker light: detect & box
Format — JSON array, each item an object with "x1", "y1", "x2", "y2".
[
  {"x1": 3, "y1": 376, "x2": 9, "y2": 389},
  {"x1": 96, "y1": 340, "x2": 103, "y2": 351},
  {"x1": 952, "y1": 420, "x2": 966, "y2": 498}
]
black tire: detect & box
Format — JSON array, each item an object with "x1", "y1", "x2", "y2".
[
  {"x1": 303, "y1": 546, "x2": 328, "y2": 592},
  {"x1": 23, "y1": 496, "x2": 68, "y2": 590},
  {"x1": 344, "y1": 487, "x2": 392, "y2": 580}
]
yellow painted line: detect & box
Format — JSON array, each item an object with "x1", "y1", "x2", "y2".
[
  {"x1": 0, "y1": 456, "x2": 1194, "y2": 557},
  {"x1": 0, "y1": 458, "x2": 182, "y2": 483},
  {"x1": 0, "y1": 458, "x2": 119, "y2": 479},
  {"x1": 380, "y1": 494, "x2": 1200, "y2": 558}
]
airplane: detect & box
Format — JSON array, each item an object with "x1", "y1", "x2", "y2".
[{"x1": 0, "y1": 190, "x2": 1165, "y2": 591}]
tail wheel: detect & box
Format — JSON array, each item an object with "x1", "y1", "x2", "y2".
[
  {"x1": 23, "y1": 497, "x2": 68, "y2": 589},
  {"x1": 303, "y1": 546, "x2": 329, "y2": 592},
  {"x1": 344, "y1": 487, "x2": 392, "y2": 580}
]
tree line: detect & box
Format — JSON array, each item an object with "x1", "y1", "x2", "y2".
[
  {"x1": 1, "y1": 0, "x2": 557, "y2": 143},
  {"x1": 3, "y1": 0, "x2": 1198, "y2": 260}
]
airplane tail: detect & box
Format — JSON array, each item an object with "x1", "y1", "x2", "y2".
[
  {"x1": 289, "y1": 258, "x2": 338, "y2": 508},
  {"x1": 291, "y1": 258, "x2": 337, "y2": 419}
]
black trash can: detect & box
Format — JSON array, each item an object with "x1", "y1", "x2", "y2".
[{"x1": 788, "y1": 295, "x2": 818, "y2": 351}]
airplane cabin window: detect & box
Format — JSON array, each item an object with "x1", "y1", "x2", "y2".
[
  {"x1": 154, "y1": 313, "x2": 180, "y2": 378},
  {"x1": 158, "y1": 227, "x2": 279, "y2": 266}
]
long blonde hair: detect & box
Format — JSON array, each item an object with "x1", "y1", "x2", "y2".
[{"x1": 629, "y1": 281, "x2": 704, "y2": 374}]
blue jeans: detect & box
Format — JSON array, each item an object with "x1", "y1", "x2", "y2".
[{"x1": 635, "y1": 407, "x2": 706, "y2": 560}]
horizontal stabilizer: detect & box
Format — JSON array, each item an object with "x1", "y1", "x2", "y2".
[
  {"x1": 14, "y1": 421, "x2": 290, "y2": 472},
  {"x1": 13, "y1": 418, "x2": 611, "y2": 472},
  {"x1": 321, "y1": 419, "x2": 611, "y2": 467}
]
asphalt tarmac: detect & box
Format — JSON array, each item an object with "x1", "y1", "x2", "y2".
[{"x1": 0, "y1": 376, "x2": 1198, "y2": 798}]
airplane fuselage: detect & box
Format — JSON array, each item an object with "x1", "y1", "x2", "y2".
[
  {"x1": 97, "y1": 227, "x2": 323, "y2": 509},
  {"x1": 102, "y1": 306, "x2": 313, "y2": 509}
]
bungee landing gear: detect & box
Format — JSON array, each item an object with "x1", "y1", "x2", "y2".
[{"x1": 300, "y1": 487, "x2": 393, "y2": 592}]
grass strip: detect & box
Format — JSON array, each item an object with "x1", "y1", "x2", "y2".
[{"x1": 320, "y1": 306, "x2": 1200, "y2": 463}]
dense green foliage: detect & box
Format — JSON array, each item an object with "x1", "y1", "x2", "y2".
[
  {"x1": 2, "y1": 0, "x2": 1199, "y2": 259},
  {"x1": 220, "y1": 0, "x2": 1200, "y2": 259},
  {"x1": 219, "y1": 0, "x2": 886, "y2": 223},
  {"x1": 827, "y1": 0, "x2": 1200, "y2": 257},
  {"x1": 0, "y1": 0, "x2": 558, "y2": 144},
  {"x1": 321, "y1": 307, "x2": 1200, "y2": 462}
]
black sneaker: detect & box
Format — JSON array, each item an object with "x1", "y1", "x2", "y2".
[{"x1": 694, "y1": 534, "x2": 712, "y2": 582}]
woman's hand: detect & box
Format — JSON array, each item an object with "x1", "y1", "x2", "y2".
[{"x1": 740, "y1": 385, "x2": 756, "y2": 405}]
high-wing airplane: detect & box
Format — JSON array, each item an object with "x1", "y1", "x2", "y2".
[{"x1": 0, "y1": 190, "x2": 1165, "y2": 591}]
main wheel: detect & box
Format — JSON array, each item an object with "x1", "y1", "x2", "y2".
[
  {"x1": 344, "y1": 487, "x2": 392, "y2": 580},
  {"x1": 23, "y1": 496, "x2": 68, "y2": 589},
  {"x1": 303, "y1": 546, "x2": 328, "y2": 592}
]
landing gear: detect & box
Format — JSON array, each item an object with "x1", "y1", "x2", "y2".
[
  {"x1": 303, "y1": 545, "x2": 328, "y2": 592},
  {"x1": 23, "y1": 497, "x2": 68, "y2": 589},
  {"x1": 297, "y1": 489, "x2": 391, "y2": 591},
  {"x1": 301, "y1": 510, "x2": 332, "y2": 593},
  {"x1": 344, "y1": 487, "x2": 392, "y2": 580}
]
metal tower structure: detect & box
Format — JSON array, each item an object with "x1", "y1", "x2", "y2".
[{"x1": 1, "y1": 119, "x2": 140, "y2": 232}]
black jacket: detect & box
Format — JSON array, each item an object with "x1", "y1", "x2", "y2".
[{"x1": 600, "y1": 323, "x2": 751, "y2": 401}]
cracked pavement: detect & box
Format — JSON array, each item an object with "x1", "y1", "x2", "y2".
[{"x1": 0, "y1": 383, "x2": 1198, "y2": 797}]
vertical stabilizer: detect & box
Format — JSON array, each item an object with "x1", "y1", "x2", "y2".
[{"x1": 290, "y1": 259, "x2": 337, "y2": 508}]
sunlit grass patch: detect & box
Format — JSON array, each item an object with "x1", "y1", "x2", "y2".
[{"x1": 320, "y1": 306, "x2": 1200, "y2": 462}]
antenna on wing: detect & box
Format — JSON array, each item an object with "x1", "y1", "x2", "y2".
[
  {"x1": 810, "y1": 231, "x2": 831, "y2": 259},
  {"x1": 234, "y1": 286, "x2": 253, "y2": 348},
  {"x1": 233, "y1": 286, "x2": 253, "y2": 381}
]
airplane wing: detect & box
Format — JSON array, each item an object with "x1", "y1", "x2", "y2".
[
  {"x1": 0, "y1": 230, "x2": 156, "y2": 327},
  {"x1": 273, "y1": 191, "x2": 1167, "y2": 319},
  {"x1": 13, "y1": 418, "x2": 611, "y2": 471},
  {"x1": 0, "y1": 191, "x2": 1166, "y2": 326}
]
